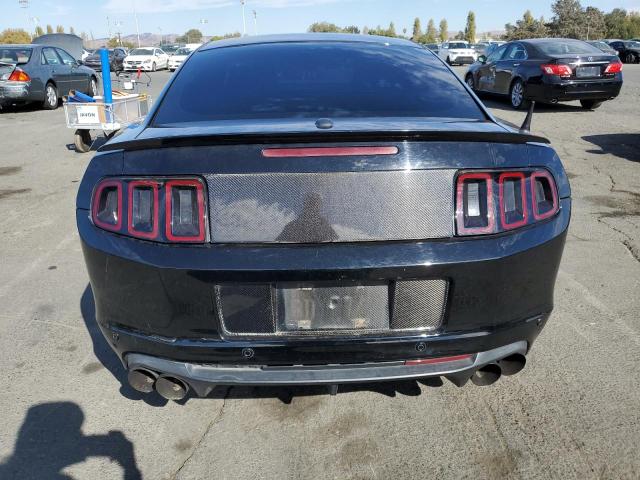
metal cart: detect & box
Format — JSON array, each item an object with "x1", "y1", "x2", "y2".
[{"x1": 63, "y1": 93, "x2": 150, "y2": 153}]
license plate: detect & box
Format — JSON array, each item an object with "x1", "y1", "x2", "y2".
[
  {"x1": 276, "y1": 283, "x2": 389, "y2": 332},
  {"x1": 576, "y1": 66, "x2": 600, "y2": 78}
]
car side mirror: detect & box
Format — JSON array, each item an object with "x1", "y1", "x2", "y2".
[{"x1": 478, "y1": 55, "x2": 487, "y2": 64}]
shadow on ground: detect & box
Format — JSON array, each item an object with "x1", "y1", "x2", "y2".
[
  {"x1": 81, "y1": 284, "x2": 449, "y2": 405},
  {"x1": 0, "y1": 402, "x2": 141, "y2": 479},
  {"x1": 582, "y1": 133, "x2": 640, "y2": 162},
  {"x1": 481, "y1": 96, "x2": 586, "y2": 114}
]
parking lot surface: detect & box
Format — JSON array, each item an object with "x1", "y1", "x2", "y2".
[{"x1": 0, "y1": 66, "x2": 639, "y2": 479}]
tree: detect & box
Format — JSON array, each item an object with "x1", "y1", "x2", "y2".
[
  {"x1": 439, "y1": 19, "x2": 448, "y2": 42},
  {"x1": 176, "y1": 28, "x2": 203, "y2": 43},
  {"x1": 34, "y1": 25, "x2": 44, "y2": 37},
  {"x1": 80, "y1": 31, "x2": 89, "y2": 42},
  {"x1": 464, "y1": 11, "x2": 476, "y2": 43},
  {"x1": 412, "y1": 17, "x2": 422, "y2": 41},
  {"x1": 342, "y1": 25, "x2": 360, "y2": 34},
  {"x1": 209, "y1": 32, "x2": 241, "y2": 42},
  {"x1": 425, "y1": 18, "x2": 437, "y2": 43},
  {"x1": 69, "y1": 26, "x2": 75, "y2": 35},
  {"x1": 107, "y1": 37, "x2": 135, "y2": 49},
  {"x1": 56, "y1": 25, "x2": 64, "y2": 33},
  {"x1": 308, "y1": 22, "x2": 341, "y2": 33},
  {"x1": 550, "y1": 0, "x2": 585, "y2": 39},
  {"x1": 584, "y1": 7, "x2": 606, "y2": 40},
  {"x1": 387, "y1": 22, "x2": 396, "y2": 37},
  {"x1": 0, "y1": 29, "x2": 32, "y2": 44},
  {"x1": 46, "y1": 24, "x2": 53, "y2": 34},
  {"x1": 362, "y1": 26, "x2": 369, "y2": 35},
  {"x1": 504, "y1": 10, "x2": 549, "y2": 40},
  {"x1": 604, "y1": 8, "x2": 628, "y2": 38}
]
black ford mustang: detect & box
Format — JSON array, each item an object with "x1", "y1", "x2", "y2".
[
  {"x1": 465, "y1": 38, "x2": 623, "y2": 110},
  {"x1": 77, "y1": 34, "x2": 571, "y2": 400}
]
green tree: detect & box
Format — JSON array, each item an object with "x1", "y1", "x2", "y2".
[
  {"x1": 46, "y1": 24, "x2": 53, "y2": 34},
  {"x1": 0, "y1": 29, "x2": 32, "y2": 44},
  {"x1": 209, "y1": 32, "x2": 241, "y2": 42},
  {"x1": 342, "y1": 25, "x2": 360, "y2": 34},
  {"x1": 107, "y1": 37, "x2": 135, "y2": 49},
  {"x1": 550, "y1": 0, "x2": 585, "y2": 38},
  {"x1": 387, "y1": 22, "x2": 396, "y2": 37},
  {"x1": 464, "y1": 11, "x2": 476, "y2": 43},
  {"x1": 425, "y1": 18, "x2": 437, "y2": 43},
  {"x1": 362, "y1": 26, "x2": 369, "y2": 35},
  {"x1": 438, "y1": 18, "x2": 448, "y2": 42},
  {"x1": 69, "y1": 26, "x2": 75, "y2": 35},
  {"x1": 56, "y1": 25, "x2": 64, "y2": 33},
  {"x1": 504, "y1": 10, "x2": 549, "y2": 40},
  {"x1": 34, "y1": 25, "x2": 44, "y2": 37},
  {"x1": 584, "y1": 7, "x2": 606, "y2": 40},
  {"x1": 176, "y1": 28, "x2": 203, "y2": 43},
  {"x1": 308, "y1": 21, "x2": 341, "y2": 33},
  {"x1": 412, "y1": 17, "x2": 422, "y2": 41},
  {"x1": 454, "y1": 30, "x2": 465, "y2": 40},
  {"x1": 604, "y1": 8, "x2": 628, "y2": 38}
]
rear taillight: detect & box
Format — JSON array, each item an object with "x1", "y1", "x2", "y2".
[
  {"x1": 8, "y1": 68, "x2": 30, "y2": 82},
  {"x1": 604, "y1": 61, "x2": 623, "y2": 74},
  {"x1": 540, "y1": 64, "x2": 572, "y2": 77},
  {"x1": 455, "y1": 170, "x2": 559, "y2": 236},
  {"x1": 91, "y1": 177, "x2": 207, "y2": 243}
]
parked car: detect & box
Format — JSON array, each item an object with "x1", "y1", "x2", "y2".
[
  {"x1": 484, "y1": 41, "x2": 506, "y2": 57},
  {"x1": 606, "y1": 40, "x2": 640, "y2": 63},
  {"x1": 77, "y1": 33, "x2": 570, "y2": 400},
  {"x1": 81, "y1": 48, "x2": 94, "y2": 61},
  {"x1": 83, "y1": 48, "x2": 127, "y2": 72},
  {"x1": 168, "y1": 46, "x2": 195, "y2": 71},
  {"x1": 465, "y1": 38, "x2": 623, "y2": 109},
  {"x1": 472, "y1": 42, "x2": 489, "y2": 56},
  {"x1": 123, "y1": 48, "x2": 169, "y2": 71},
  {"x1": 424, "y1": 43, "x2": 439, "y2": 54},
  {"x1": 438, "y1": 41, "x2": 477, "y2": 65},
  {"x1": 160, "y1": 44, "x2": 181, "y2": 56},
  {"x1": 587, "y1": 41, "x2": 618, "y2": 55},
  {"x1": 0, "y1": 44, "x2": 98, "y2": 110}
]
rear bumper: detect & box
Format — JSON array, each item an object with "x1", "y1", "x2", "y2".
[
  {"x1": 0, "y1": 80, "x2": 30, "y2": 105},
  {"x1": 450, "y1": 55, "x2": 476, "y2": 64},
  {"x1": 531, "y1": 77, "x2": 622, "y2": 102}
]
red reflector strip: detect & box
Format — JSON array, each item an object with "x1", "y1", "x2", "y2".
[
  {"x1": 405, "y1": 354, "x2": 473, "y2": 366},
  {"x1": 261, "y1": 146, "x2": 399, "y2": 158}
]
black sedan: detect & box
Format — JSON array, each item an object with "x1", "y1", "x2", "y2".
[
  {"x1": 0, "y1": 44, "x2": 98, "y2": 110},
  {"x1": 82, "y1": 47, "x2": 127, "y2": 72},
  {"x1": 465, "y1": 38, "x2": 623, "y2": 110},
  {"x1": 77, "y1": 34, "x2": 570, "y2": 400},
  {"x1": 607, "y1": 40, "x2": 640, "y2": 63}
]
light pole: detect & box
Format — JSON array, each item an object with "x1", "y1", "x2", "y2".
[
  {"x1": 133, "y1": 0, "x2": 141, "y2": 47},
  {"x1": 240, "y1": 0, "x2": 246, "y2": 36},
  {"x1": 252, "y1": 10, "x2": 257, "y2": 35},
  {"x1": 158, "y1": 27, "x2": 163, "y2": 46},
  {"x1": 200, "y1": 19, "x2": 208, "y2": 43},
  {"x1": 114, "y1": 21, "x2": 123, "y2": 45}
]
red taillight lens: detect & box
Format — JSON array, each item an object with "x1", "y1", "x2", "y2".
[
  {"x1": 127, "y1": 180, "x2": 159, "y2": 239},
  {"x1": 540, "y1": 64, "x2": 572, "y2": 77},
  {"x1": 165, "y1": 179, "x2": 206, "y2": 242},
  {"x1": 8, "y1": 68, "x2": 31, "y2": 82},
  {"x1": 92, "y1": 180, "x2": 122, "y2": 231},
  {"x1": 498, "y1": 172, "x2": 528, "y2": 230},
  {"x1": 531, "y1": 170, "x2": 559, "y2": 220},
  {"x1": 455, "y1": 173, "x2": 495, "y2": 235},
  {"x1": 604, "y1": 61, "x2": 623, "y2": 74}
]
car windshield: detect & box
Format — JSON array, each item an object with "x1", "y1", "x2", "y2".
[
  {"x1": 175, "y1": 48, "x2": 191, "y2": 55},
  {"x1": 626, "y1": 41, "x2": 640, "y2": 48},
  {"x1": 536, "y1": 40, "x2": 602, "y2": 55},
  {"x1": 130, "y1": 48, "x2": 153, "y2": 55},
  {"x1": 448, "y1": 42, "x2": 468, "y2": 49},
  {"x1": 152, "y1": 42, "x2": 486, "y2": 126},
  {"x1": 0, "y1": 47, "x2": 32, "y2": 65}
]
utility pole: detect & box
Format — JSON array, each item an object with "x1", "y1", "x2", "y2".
[
  {"x1": 241, "y1": 0, "x2": 246, "y2": 36},
  {"x1": 133, "y1": 0, "x2": 141, "y2": 47},
  {"x1": 107, "y1": 16, "x2": 111, "y2": 40},
  {"x1": 253, "y1": 10, "x2": 257, "y2": 35}
]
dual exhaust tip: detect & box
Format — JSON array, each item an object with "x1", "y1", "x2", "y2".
[
  {"x1": 470, "y1": 353, "x2": 527, "y2": 386},
  {"x1": 127, "y1": 369, "x2": 189, "y2": 401}
]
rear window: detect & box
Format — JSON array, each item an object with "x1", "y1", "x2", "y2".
[
  {"x1": 536, "y1": 40, "x2": 602, "y2": 55},
  {"x1": 152, "y1": 42, "x2": 485, "y2": 125},
  {"x1": 0, "y1": 47, "x2": 32, "y2": 65},
  {"x1": 130, "y1": 48, "x2": 153, "y2": 55},
  {"x1": 448, "y1": 42, "x2": 469, "y2": 49}
]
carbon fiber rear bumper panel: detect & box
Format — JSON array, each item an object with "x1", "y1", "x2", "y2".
[{"x1": 205, "y1": 170, "x2": 456, "y2": 243}]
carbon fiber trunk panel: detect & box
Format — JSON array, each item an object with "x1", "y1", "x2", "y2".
[{"x1": 205, "y1": 170, "x2": 455, "y2": 243}]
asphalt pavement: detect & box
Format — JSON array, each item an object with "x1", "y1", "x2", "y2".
[{"x1": 0, "y1": 66, "x2": 638, "y2": 479}]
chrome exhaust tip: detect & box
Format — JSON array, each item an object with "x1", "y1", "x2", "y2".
[
  {"x1": 155, "y1": 375, "x2": 189, "y2": 401},
  {"x1": 127, "y1": 368, "x2": 156, "y2": 393},
  {"x1": 471, "y1": 364, "x2": 502, "y2": 386},
  {"x1": 498, "y1": 353, "x2": 526, "y2": 376}
]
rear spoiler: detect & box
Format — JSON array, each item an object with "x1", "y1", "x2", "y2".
[{"x1": 100, "y1": 129, "x2": 550, "y2": 152}]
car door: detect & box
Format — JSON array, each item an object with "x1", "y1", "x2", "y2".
[
  {"x1": 155, "y1": 49, "x2": 167, "y2": 68},
  {"x1": 477, "y1": 44, "x2": 508, "y2": 92},
  {"x1": 56, "y1": 48, "x2": 87, "y2": 92},
  {"x1": 439, "y1": 43, "x2": 449, "y2": 61},
  {"x1": 610, "y1": 41, "x2": 624, "y2": 57},
  {"x1": 41, "y1": 47, "x2": 71, "y2": 94},
  {"x1": 494, "y1": 43, "x2": 527, "y2": 94}
]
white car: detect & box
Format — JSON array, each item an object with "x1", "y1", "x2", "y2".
[
  {"x1": 168, "y1": 47, "x2": 195, "y2": 71},
  {"x1": 123, "y1": 47, "x2": 169, "y2": 72},
  {"x1": 438, "y1": 41, "x2": 478, "y2": 65}
]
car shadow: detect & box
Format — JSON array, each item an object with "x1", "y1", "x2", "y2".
[
  {"x1": 480, "y1": 96, "x2": 586, "y2": 113},
  {"x1": 582, "y1": 134, "x2": 640, "y2": 162},
  {"x1": 0, "y1": 401, "x2": 141, "y2": 479}
]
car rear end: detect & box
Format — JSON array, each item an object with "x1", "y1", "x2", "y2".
[
  {"x1": 447, "y1": 42, "x2": 477, "y2": 64},
  {"x1": 528, "y1": 39, "x2": 623, "y2": 103},
  {"x1": 0, "y1": 46, "x2": 33, "y2": 107},
  {"x1": 77, "y1": 35, "x2": 570, "y2": 399}
]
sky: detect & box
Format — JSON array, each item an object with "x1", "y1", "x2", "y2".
[{"x1": 3, "y1": 0, "x2": 639, "y2": 39}]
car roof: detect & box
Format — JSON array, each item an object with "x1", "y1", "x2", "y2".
[
  {"x1": 200, "y1": 33, "x2": 416, "y2": 51},
  {"x1": 0, "y1": 44, "x2": 38, "y2": 48}
]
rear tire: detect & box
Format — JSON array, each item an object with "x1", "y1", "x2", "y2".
[
  {"x1": 509, "y1": 79, "x2": 529, "y2": 110},
  {"x1": 74, "y1": 129, "x2": 92, "y2": 153},
  {"x1": 580, "y1": 99, "x2": 603, "y2": 110},
  {"x1": 152, "y1": 62, "x2": 157, "y2": 72},
  {"x1": 42, "y1": 82, "x2": 58, "y2": 110},
  {"x1": 625, "y1": 52, "x2": 636, "y2": 64},
  {"x1": 88, "y1": 77, "x2": 98, "y2": 98},
  {"x1": 465, "y1": 74, "x2": 475, "y2": 90},
  {"x1": 446, "y1": 56, "x2": 453, "y2": 65}
]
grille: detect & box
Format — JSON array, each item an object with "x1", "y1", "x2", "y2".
[
  {"x1": 216, "y1": 280, "x2": 448, "y2": 338},
  {"x1": 205, "y1": 170, "x2": 455, "y2": 243}
]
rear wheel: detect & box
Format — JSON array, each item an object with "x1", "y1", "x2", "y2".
[
  {"x1": 88, "y1": 77, "x2": 98, "y2": 97},
  {"x1": 74, "y1": 129, "x2": 92, "y2": 153},
  {"x1": 465, "y1": 74, "x2": 475, "y2": 90},
  {"x1": 580, "y1": 99, "x2": 603, "y2": 110},
  {"x1": 509, "y1": 79, "x2": 529, "y2": 110},
  {"x1": 625, "y1": 52, "x2": 637, "y2": 63},
  {"x1": 152, "y1": 62, "x2": 157, "y2": 72},
  {"x1": 446, "y1": 56, "x2": 453, "y2": 65},
  {"x1": 42, "y1": 82, "x2": 58, "y2": 110}
]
